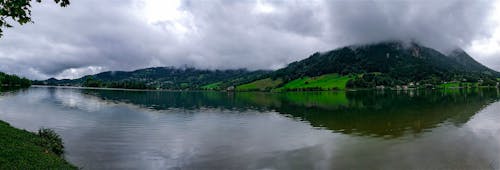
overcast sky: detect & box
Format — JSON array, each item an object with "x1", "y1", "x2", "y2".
[{"x1": 0, "y1": 0, "x2": 499, "y2": 80}]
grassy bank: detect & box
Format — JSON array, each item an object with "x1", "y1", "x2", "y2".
[{"x1": 0, "y1": 120, "x2": 76, "y2": 169}]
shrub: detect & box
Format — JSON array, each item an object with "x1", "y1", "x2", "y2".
[{"x1": 37, "y1": 128, "x2": 65, "y2": 156}]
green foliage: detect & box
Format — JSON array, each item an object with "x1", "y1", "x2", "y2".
[
  {"x1": 277, "y1": 74, "x2": 352, "y2": 91},
  {"x1": 480, "y1": 78, "x2": 497, "y2": 87},
  {"x1": 0, "y1": 0, "x2": 70, "y2": 37},
  {"x1": 0, "y1": 121, "x2": 76, "y2": 169},
  {"x1": 347, "y1": 73, "x2": 398, "y2": 88},
  {"x1": 36, "y1": 67, "x2": 271, "y2": 90},
  {"x1": 439, "y1": 82, "x2": 462, "y2": 89},
  {"x1": 272, "y1": 41, "x2": 499, "y2": 90},
  {"x1": 81, "y1": 76, "x2": 151, "y2": 89},
  {"x1": 0, "y1": 72, "x2": 31, "y2": 88},
  {"x1": 236, "y1": 78, "x2": 283, "y2": 91},
  {"x1": 201, "y1": 82, "x2": 222, "y2": 90},
  {"x1": 83, "y1": 76, "x2": 102, "y2": 87},
  {"x1": 105, "y1": 80, "x2": 150, "y2": 89},
  {"x1": 37, "y1": 128, "x2": 64, "y2": 156},
  {"x1": 33, "y1": 42, "x2": 500, "y2": 91}
]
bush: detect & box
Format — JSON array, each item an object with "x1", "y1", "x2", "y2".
[{"x1": 37, "y1": 128, "x2": 65, "y2": 156}]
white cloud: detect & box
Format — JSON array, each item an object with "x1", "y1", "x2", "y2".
[
  {"x1": 56, "y1": 66, "x2": 106, "y2": 79},
  {"x1": 466, "y1": 0, "x2": 500, "y2": 70}
]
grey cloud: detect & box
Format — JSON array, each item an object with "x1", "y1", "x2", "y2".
[
  {"x1": 0, "y1": 0, "x2": 498, "y2": 80},
  {"x1": 324, "y1": 0, "x2": 496, "y2": 51}
]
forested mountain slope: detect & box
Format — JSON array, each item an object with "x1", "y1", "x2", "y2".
[{"x1": 36, "y1": 41, "x2": 499, "y2": 91}]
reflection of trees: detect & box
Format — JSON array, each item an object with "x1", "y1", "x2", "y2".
[
  {"x1": 82, "y1": 88, "x2": 499, "y2": 138},
  {"x1": 81, "y1": 90, "x2": 256, "y2": 111},
  {"x1": 275, "y1": 89, "x2": 499, "y2": 137},
  {"x1": 0, "y1": 87, "x2": 28, "y2": 96}
]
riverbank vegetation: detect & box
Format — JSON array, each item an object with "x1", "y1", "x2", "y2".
[
  {"x1": 0, "y1": 72, "x2": 31, "y2": 88},
  {"x1": 0, "y1": 72, "x2": 75, "y2": 169},
  {"x1": 0, "y1": 121, "x2": 76, "y2": 169}
]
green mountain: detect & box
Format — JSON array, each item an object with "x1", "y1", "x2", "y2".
[
  {"x1": 252, "y1": 41, "x2": 499, "y2": 91},
  {"x1": 35, "y1": 41, "x2": 499, "y2": 91},
  {"x1": 34, "y1": 67, "x2": 270, "y2": 90},
  {"x1": 274, "y1": 42, "x2": 496, "y2": 80}
]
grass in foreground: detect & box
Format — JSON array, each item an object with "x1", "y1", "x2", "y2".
[
  {"x1": 236, "y1": 78, "x2": 283, "y2": 91},
  {"x1": 0, "y1": 121, "x2": 76, "y2": 169},
  {"x1": 277, "y1": 74, "x2": 352, "y2": 91}
]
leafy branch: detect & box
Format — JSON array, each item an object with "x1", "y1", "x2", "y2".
[{"x1": 0, "y1": 0, "x2": 69, "y2": 36}]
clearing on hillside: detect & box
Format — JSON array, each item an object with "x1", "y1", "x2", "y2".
[
  {"x1": 236, "y1": 78, "x2": 283, "y2": 91},
  {"x1": 277, "y1": 74, "x2": 352, "y2": 91}
]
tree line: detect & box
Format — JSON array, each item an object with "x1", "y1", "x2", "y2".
[
  {"x1": 83, "y1": 77, "x2": 152, "y2": 89},
  {"x1": 0, "y1": 72, "x2": 31, "y2": 88}
]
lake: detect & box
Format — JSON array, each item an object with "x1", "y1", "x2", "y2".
[{"x1": 1, "y1": 86, "x2": 500, "y2": 169}]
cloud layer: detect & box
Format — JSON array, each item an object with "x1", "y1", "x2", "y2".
[{"x1": 0, "y1": 0, "x2": 498, "y2": 79}]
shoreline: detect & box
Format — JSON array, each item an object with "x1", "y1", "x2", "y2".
[
  {"x1": 0, "y1": 120, "x2": 76, "y2": 169},
  {"x1": 31, "y1": 84, "x2": 499, "y2": 93}
]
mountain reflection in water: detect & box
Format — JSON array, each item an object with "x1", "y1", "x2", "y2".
[
  {"x1": 1, "y1": 87, "x2": 499, "y2": 169},
  {"x1": 81, "y1": 88, "x2": 500, "y2": 138}
]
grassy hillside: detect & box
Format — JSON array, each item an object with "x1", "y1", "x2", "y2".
[
  {"x1": 236, "y1": 78, "x2": 283, "y2": 91},
  {"x1": 201, "y1": 82, "x2": 222, "y2": 90},
  {"x1": 0, "y1": 121, "x2": 76, "y2": 169},
  {"x1": 277, "y1": 74, "x2": 352, "y2": 91},
  {"x1": 439, "y1": 82, "x2": 477, "y2": 89}
]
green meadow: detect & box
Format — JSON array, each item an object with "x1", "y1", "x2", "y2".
[
  {"x1": 277, "y1": 74, "x2": 352, "y2": 91},
  {"x1": 201, "y1": 82, "x2": 222, "y2": 90},
  {"x1": 236, "y1": 78, "x2": 283, "y2": 91}
]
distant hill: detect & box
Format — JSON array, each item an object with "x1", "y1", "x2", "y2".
[
  {"x1": 36, "y1": 41, "x2": 500, "y2": 91},
  {"x1": 34, "y1": 67, "x2": 270, "y2": 90}
]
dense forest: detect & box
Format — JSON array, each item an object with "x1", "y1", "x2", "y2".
[
  {"x1": 34, "y1": 67, "x2": 270, "y2": 90},
  {"x1": 268, "y1": 41, "x2": 499, "y2": 90},
  {"x1": 0, "y1": 72, "x2": 31, "y2": 88}
]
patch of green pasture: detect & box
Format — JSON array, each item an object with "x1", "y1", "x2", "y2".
[
  {"x1": 236, "y1": 78, "x2": 283, "y2": 91},
  {"x1": 439, "y1": 82, "x2": 477, "y2": 89},
  {"x1": 201, "y1": 82, "x2": 222, "y2": 90},
  {"x1": 277, "y1": 74, "x2": 352, "y2": 91}
]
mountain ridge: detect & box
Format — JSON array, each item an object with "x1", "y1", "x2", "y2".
[
  {"x1": 34, "y1": 67, "x2": 270, "y2": 90},
  {"x1": 34, "y1": 41, "x2": 499, "y2": 90}
]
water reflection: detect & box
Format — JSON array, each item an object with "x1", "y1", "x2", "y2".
[
  {"x1": 81, "y1": 88, "x2": 500, "y2": 138},
  {"x1": 0, "y1": 87, "x2": 499, "y2": 169}
]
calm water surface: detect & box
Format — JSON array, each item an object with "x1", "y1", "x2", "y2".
[{"x1": 1, "y1": 86, "x2": 500, "y2": 169}]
